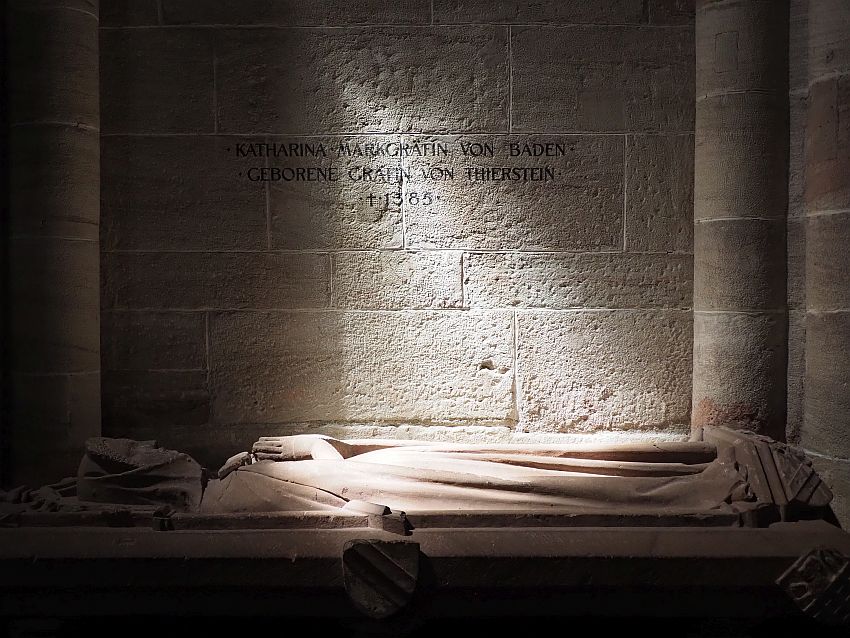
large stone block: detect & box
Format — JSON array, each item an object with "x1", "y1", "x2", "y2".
[
  {"x1": 101, "y1": 312, "x2": 207, "y2": 371},
  {"x1": 332, "y1": 251, "x2": 462, "y2": 309},
  {"x1": 806, "y1": 77, "x2": 850, "y2": 212},
  {"x1": 162, "y1": 0, "x2": 430, "y2": 25},
  {"x1": 11, "y1": 371, "x2": 101, "y2": 484},
  {"x1": 516, "y1": 310, "x2": 692, "y2": 432},
  {"x1": 7, "y1": 4, "x2": 98, "y2": 127},
  {"x1": 695, "y1": 0, "x2": 788, "y2": 97},
  {"x1": 433, "y1": 0, "x2": 643, "y2": 24},
  {"x1": 648, "y1": 0, "x2": 694, "y2": 25},
  {"x1": 100, "y1": 28, "x2": 214, "y2": 134},
  {"x1": 101, "y1": 136, "x2": 266, "y2": 250},
  {"x1": 402, "y1": 135, "x2": 623, "y2": 250},
  {"x1": 102, "y1": 252, "x2": 330, "y2": 310},
  {"x1": 803, "y1": 312, "x2": 850, "y2": 457},
  {"x1": 695, "y1": 94, "x2": 788, "y2": 221},
  {"x1": 265, "y1": 136, "x2": 403, "y2": 249},
  {"x1": 10, "y1": 125, "x2": 99, "y2": 241},
  {"x1": 464, "y1": 252, "x2": 692, "y2": 309},
  {"x1": 101, "y1": 0, "x2": 158, "y2": 26},
  {"x1": 512, "y1": 26, "x2": 693, "y2": 132},
  {"x1": 789, "y1": 0, "x2": 809, "y2": 95},
  {"x1": 102, "y1": 370, "x2": 211, "y2": 433},
  {"x1": 625, "y1": 134, "x2": 693, "y2": 252},
  {"x1": 694, "y1": 218, "x2": 786, "y2": 311},
  {"x1": 216, "y1": 27, "x2": 508, "y2": 134},
  {"x1": 809, "y1": 0, "x2": 850, "y2": 79},
  {"x1": 10, "y1": 237, "x2": 99, "y2": 374},
  {"x1": 692, "y1": 311, "x2": 786, "y2": 438},
  {"x1": 806, "y1": 212, "x2": 850, "y2": 312},
  {"x1": 208, "y1": 311, "x2": 514, "y2": 424}
]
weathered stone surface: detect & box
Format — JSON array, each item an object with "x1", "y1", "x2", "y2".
[
  {"x1": 808, "y1": 0, "x2": 850, "y2": 78},
  {"x1": 102, "y1": 370, "x2": 211, "y2": 433},
  {"x1": 9, "y1": 0, "x2": 97, "y2": 12},
  {"x1": 692, "y1": 311, "x2": 786, "y2": 438},
  {"x1": 102, "y1": 312, "x2": 206, "y2": 371},
  {"x1": 101, "y1": 136, "x2": 266, "y2": 250},
  {"x1": 803, "y1": 312, "x2": 850, "y2": 457},
  {"x1": 7, "y1": 4, "x2": 98, "y2": 127},
  {"x1": 433, "y1": 0, "x2": 643, "y2": 24},
  {"x1": 464, "y1": 252, "x2": 692, "y2": 309},
  {"x1": 516, "y1": 310, "x2": 692, "y2": 432},
  {"x1": 102, "y1": 252, "x2": 330, "y2": 309},
  {"x1": 265, "y1": 136, "x2": 403, "y2": 249},
  {"x1": 216, "y1": 27, "x2": 508, "y2": 134},
  {"x1": 333, "y1": 251, "x2": 462, "y2": 309},
  {"x1": 695, "y1": 94, "x2": 789, "y2": 221},
  {"x1": 403, "y1": 135, "x2": 623, "y2": 250},
  {"x1": 11, "y1": 372, "x2": 101, "y2": 484},
  {"x1": 693, "y1": 218, "x2": 786, "y2": 311},
  {"x1": 10, "y1": 238, "x2": 99, "y2": 374},
  {"x1": 695, "y1": 0, "x2": 788, "y2": 97},
  {"x1": 809, "y1": 455, "x2": 850, "y2": 529},
  {"x1": 625, "y1": 134, "x2": 693, "y2": 252},
  {"x1": 10, "y1": 125, "x2": 99, "y2": 241},
  {"x1": 100, "y1": 29, "x2": 214, "y2": 134},
  {"x1": 786, "y1": 309, "x2": 806, "y2": 445},
  {"x1": 789, "y1": 0, "x2": 809, "y2": 95},
  {"x1": 787, "y1": 217, "x2": 806, "y2": 311},
  {"x1": 101, "y1": 0, "x2": 158, "y2": 26},
  {"x1": 163, "y1": 0, "x2": 430, "y2": 25},
  {"x1": 806, "y1": 77, "x2": 850, "y2": 212},
  {"x1": 806, "y1": 212, "x2": 850, "y2": 312},
  {"x1": 789, "y1": 95, "x2": 808, "y2": 220},
  {"x1": 648, "y1": 0, "x2": 693, "y2": 25},
  {"x1": 512, "y1": 26, "x2": 693, "y2": 132},
  {"x1": 209, "y1": 311, "x2": 514, "y2": 424}
]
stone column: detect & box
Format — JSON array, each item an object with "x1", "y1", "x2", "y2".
[
  {"x1": 692, "y1": 0, "x2": 788, "y2": 439},
  {"x1": 803, "y1": 0, "x2": 850, "y2": 523},
  {"x1": 6, "y1": 0, "x2": 100, "y2": 484}
]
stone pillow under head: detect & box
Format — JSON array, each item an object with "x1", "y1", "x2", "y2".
[{"x1": 77, "y1": 437, "x2": 204, "y2": 511}]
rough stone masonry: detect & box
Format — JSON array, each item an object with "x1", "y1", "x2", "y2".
[
  {"x1": 6, "y1": 0, "x2": 850, "y2": 527},
  {"x1": 91, "y1": 0, "x2": 696, "y2": 466}
]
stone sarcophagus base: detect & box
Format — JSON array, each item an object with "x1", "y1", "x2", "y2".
[{"x1": 0, "y1": 426, "x2": 848, "y2": 628}]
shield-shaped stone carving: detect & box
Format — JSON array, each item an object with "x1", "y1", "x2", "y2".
[{"x1": 342, "y1": 539, "x2": 420, "y2": 619}]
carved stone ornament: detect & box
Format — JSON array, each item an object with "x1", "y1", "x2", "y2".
[
  {"x1": 342, "y1": 540, "x2": 420, "y2": 619},
  {"x1": 777, "y1": 547, "x2": 850, "y2": 625}
]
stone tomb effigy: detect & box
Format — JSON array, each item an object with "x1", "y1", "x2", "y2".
[{"x1": 0, "y1": 426, "x2": 848, "y2": 625}]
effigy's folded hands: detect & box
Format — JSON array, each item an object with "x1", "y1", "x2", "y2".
[{"x1": 252, "y1": 434, "x2": 357, "y2": 462}]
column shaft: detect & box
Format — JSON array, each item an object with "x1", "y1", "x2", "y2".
[
  {"x1": 6, "y1": 0, "x2": 101, "y2": 484},
  {"x1": 692, "y1": 0, "x2": 789, "y2": 439}
]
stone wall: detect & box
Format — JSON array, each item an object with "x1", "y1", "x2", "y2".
[
  {"x1": 787, "y1": 0, "x2": 808, "y2": 446},
  {"x1": 800, "y1": 0, "x2": 850, "y2": 527},
  {"x1": 100, "y1": 0, "x2": 695, "y2": 464}
]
